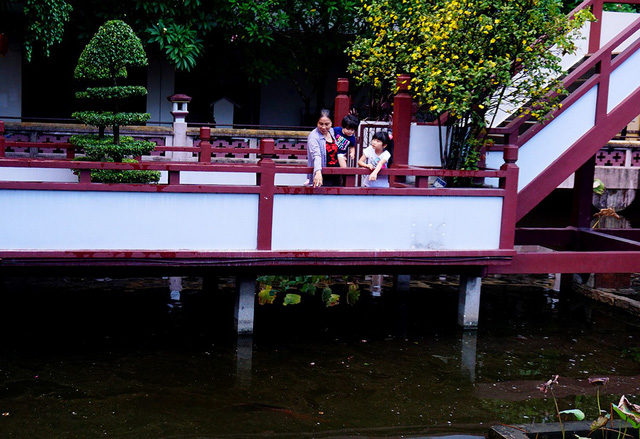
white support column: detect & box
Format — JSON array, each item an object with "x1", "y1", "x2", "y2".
[
  {"x1": 458, "y1": 275, "x2": 481, "y2": 328},
  {"x1": 234, "y1": 276, "x2": 256, "y2": 334}
]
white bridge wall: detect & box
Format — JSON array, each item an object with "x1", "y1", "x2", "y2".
[
  {"x1": 271, "y1": 194, "x2": 503, "y2": 251},
  {"x1": 1, "y1": 190, "x2": 259, "y2": 251},
  {"x1": 1, "y1": 189, "x2": 504, "y2": 252}
]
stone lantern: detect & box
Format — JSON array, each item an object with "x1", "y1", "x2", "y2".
[
  {"x1": 167, "y1": 94, "x2": 193, "y2": 157},
  {"x1": 168, "y1": 93, "x2": 191, "y2": 123}
]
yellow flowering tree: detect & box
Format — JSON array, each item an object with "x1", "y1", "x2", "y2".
[{"x1": 348, "y1": 0, "x2": 593, "y2": 172}]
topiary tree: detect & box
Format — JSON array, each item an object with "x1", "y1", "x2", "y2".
[{"x1": 70, "y1": 20, "x2": 159, "y2": 183}]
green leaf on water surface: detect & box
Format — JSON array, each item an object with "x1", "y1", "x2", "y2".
[
  {"x1": 325, "y1": 294, "x2": 340, "y2": 307},
  {"x1": 559, "y1": 409, "x2": 585, "y2": 420},
  {"x1": 300, "y1": 283, "x2": 317, "y2": 295},
  {"x1": 347, "y1": 282, "x2": 360, "y2": 305},
  {"x1": 283, "y1": 293, "x2": 301, "y2": 306},
  {"x1": 258, "y1": 285, "x2": 276, "y2": 305}
]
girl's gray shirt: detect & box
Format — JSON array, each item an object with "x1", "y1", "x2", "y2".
[{"x1": 306, "y1": 127, "x2": 336, "y2": 179}]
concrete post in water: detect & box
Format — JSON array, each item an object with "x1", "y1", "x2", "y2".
[
  {"x1": 234, "y1": 276, "x2": 256, "y2": 334},
  {"x1": 458, "y1": 275, "x2": 481, "y2": 328},
  {"x1": 168, "y1": 93, "x2": 192, "y2": 160}
]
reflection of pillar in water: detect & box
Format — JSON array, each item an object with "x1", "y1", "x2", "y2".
[
  {"x1": 235, "y1": 335, "x2": 253, "y2": 387},
  {"x1": 169, "y1": 276, "x2": 182, "y2": 303},
  {"x1": 461, "y1": 330, "x2": 477, "y2": 382},
  {"x1": 395, "y1": 274, "x2": 411, "y2": 293},
  {"x1": 370, "y1": 274, "x2": 384, "y2": 297}
]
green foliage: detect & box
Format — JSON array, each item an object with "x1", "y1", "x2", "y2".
[
  {"x1": 349, "y1": 0, "x2": 594, "y2": 172},
  {"x1": 72, "y1": 157, "x2": 160, "y2": 184},
  {"x1": 74, "y1": 20, "x2": 147, "y2": 81},
  {"x1": 70, "y1": 21, "x2": 156, "y2": 183},
  {"x1": 76, "y1": 86, "x2": 148, "y2": 101},
  {"x1": 89, "y1": 163, "x2": 161, "y2": 184},
  {"x1": 134, "y1": 0, "x2": 215, "y2": 71},
  {"x1": 559, "y1": 409, "x2": 585, "y2": 421},
  {"x1": 593, "y1": 179, "x2": 606, "y2": 196},
  {"x1": 223, "y1": 0, "x2": 365, "y2": 109},
  {"x1": 283, "y1": 293, "x2": 302, "y2": 306},
  {"x1": 72, "y1": 112, "x2": 150, "y2": 129},
  {"x1": 69, "y1": 135, "x2": 156, "y2": 161},
  {"x1": 23, "y1": 0, "x2": 72, "y2": 61},
  {"x1": 70, "y1": 20, "x2": 153, "y2": 184},
  {"x1": 147, "y1": 21, "x2": 204, "y2": 71},
  {"x1": 257, "y1": 275, "x2": 360, "y2": 307},
  {"x1": 604, "y1": 3, "x2": 640, "y2": 13}
]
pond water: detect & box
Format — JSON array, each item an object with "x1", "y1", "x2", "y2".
[{"x1": 0, "y1": 274, "x2": 639, "y2": 438}]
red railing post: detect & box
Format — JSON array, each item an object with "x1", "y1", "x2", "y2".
[
  {"x1": 392, "y1": 74, "x2": 412, "y2": 168},
  {"x1": 589, "y1": 0, "x2": 603, "y2": 54},
  {"x1": 168, "y1": 169, "x2": 180, "y2": 185},
  {"x1": 499, "y1": 145, "x2": 519, "y2": 249},
  {"x1": 0, "y1": 121, "x2": 5, "y2": 158},
  {"x1": 66, "y1": 143, "x2": 75, "y2": 159},
  {"x1": 199, "y1": 127, "x2": 212, "y2": 163},
  {"x1": 595, "y1": 55, "x2": 612, "y2": 125},
  {"x1": 257, "y1": 138, "x2": 276, "y2": 251},
  {"x1": 334, "y1": 78, "x2": 350, "y2": 127},
  {"x1": 79, "y1": 168, "x2": 92, "y2": 184}
]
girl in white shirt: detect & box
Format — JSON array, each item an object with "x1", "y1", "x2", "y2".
[{"x1": 358, "y1": 131, "x2": 391, "y2": 187}]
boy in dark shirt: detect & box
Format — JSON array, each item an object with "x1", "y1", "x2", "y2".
[{"x1": 334, "y1": 114, "x2": 359, "y2": 168}]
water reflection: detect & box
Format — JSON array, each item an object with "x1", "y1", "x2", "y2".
[{"x1": 0, "y1": 275, "x2": 639, "y2": 438}]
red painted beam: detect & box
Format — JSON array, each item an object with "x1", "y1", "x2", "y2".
[{"x1": 488, "y1": 250, "x2": 640, "y2": 274}]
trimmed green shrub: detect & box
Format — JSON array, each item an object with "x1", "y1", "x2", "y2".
[
  {"x1": 73, "y1": 157, "x2": 161, "y2": 184},
  {"x1": 70, "y1": 20, "x2": 156, "y2": 183}
]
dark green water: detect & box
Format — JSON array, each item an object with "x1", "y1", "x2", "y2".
[{"x1": 0, "y1": 275, "x2": 639, "y2": 438}]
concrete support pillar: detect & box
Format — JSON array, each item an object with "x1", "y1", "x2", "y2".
[
  {"x1": 458, "y1": 275, "x2": 481, "y2": 328},
  {"x1": 461, "y1": 330, "x2": 478, "y2": 382},
  {"x1": 234, "y1": 276, "x2": 256, "y2": 335}
]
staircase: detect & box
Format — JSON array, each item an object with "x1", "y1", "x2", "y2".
[{"x1": 484, "y1": 3, "x2": 640, "y2": 223}]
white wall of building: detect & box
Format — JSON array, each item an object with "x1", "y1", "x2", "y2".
[
  {"x1": 0, "y1": 46, "x2": 22, "y2": 118},
  {"x1": 146, "y1": 58, "x2": 175, "y2": 125}
]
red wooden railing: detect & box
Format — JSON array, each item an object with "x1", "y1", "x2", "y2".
[{"x1": 0, "y1": 131, "x2": 521, "y2": 252}]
